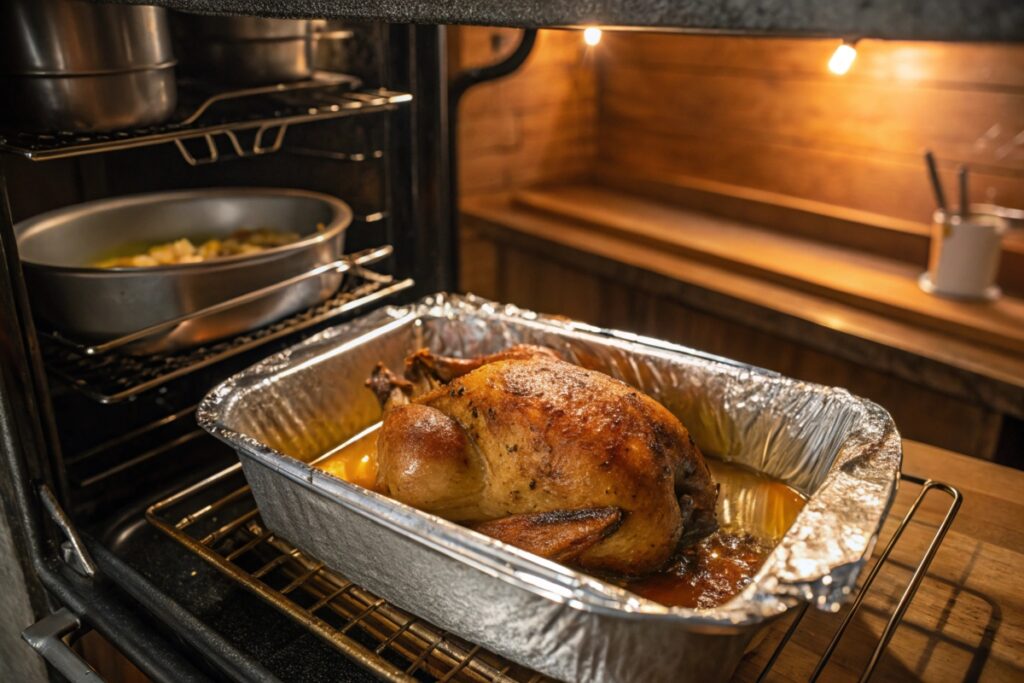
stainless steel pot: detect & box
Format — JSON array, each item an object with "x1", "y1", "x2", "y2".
[
  {"x1": 172, "y1": 14, "x2": 311, "y2": 41},
  {"x1": 0, "y1": 0, "x2": 177, "y2": 132},
  {"x1": 16, "y1": 188, "x2": 352, "y2": 354},
  {"x1": 183, "y1": 38, "x2": 314, "y2": 85},
  {"x1": 171, "y1": 14, "x2": 351, "y2": 85},
  {"x1": 0, "y1": 68, "x2": 176, "y2": 132}
]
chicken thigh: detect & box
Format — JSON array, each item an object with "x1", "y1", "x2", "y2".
[{"x1": 366, "y1": 345, "x2": 718, "y2": 576}]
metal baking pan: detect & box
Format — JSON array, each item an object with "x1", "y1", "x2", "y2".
[
  {"x1": 16, "y1": 187, "x2": 351, "y2": 354},
  {"x1": 198, "y1": 293, "x2": 901, "y2": 682}
]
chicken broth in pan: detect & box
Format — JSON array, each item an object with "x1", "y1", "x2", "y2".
[
  {"x1": 314, "y1": 426, "x2": 805, "y2": 608},
  {"x1": 314, "y1": 424, "x2": 379, "y2": 491},
  {"x1": 622, "y1": 460, "x2": 805, "y2": 608}
]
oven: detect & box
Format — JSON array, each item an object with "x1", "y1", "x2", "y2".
[
  {"x1": 0, "y1": 2, "x2": 1020, "y2": 683},
  {"x1": 0, "y1": 15, "x2": 454, "y2": 680}
]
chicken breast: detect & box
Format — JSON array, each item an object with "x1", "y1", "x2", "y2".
[{"x1": 367, "y1": 345, "x2": 718, "y2": 576}]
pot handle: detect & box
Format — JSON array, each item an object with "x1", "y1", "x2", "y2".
[{"x1": 75, "y1": 245, "x2": 393, "y2": 355}]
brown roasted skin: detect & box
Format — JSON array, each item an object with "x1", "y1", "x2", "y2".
[
  {"x1": 368, "y1": 345, "x2": 718, "y2": 576},
  {"x1": 470, "y1": 507, "x2": 623, "y2": 564}
]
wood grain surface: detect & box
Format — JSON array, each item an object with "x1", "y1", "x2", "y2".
[
  {"x1": 596, "y1": 34, "x2": 1024, "y2": 219},
  {"x1": 510, "y1": 185, "x2": 1024, "y2": 356},
  {"x1": 594, "y1": 33, "x2": 1024, "y2": 296},
  {"x1": 733, "y1": 441, "x2": 1024, "y2": 682},
  {"x1": 451, "y1": 28, "x2": 597, "y2": 197}
]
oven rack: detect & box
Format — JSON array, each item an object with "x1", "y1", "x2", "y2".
[
  {"x1": 147, "y1": 467, "x2": 961, "y2": 683},
  {"x1": 148, "y1": 463, "x2": 553, "y2": 683},
  {"x1": 0, "y1": 71, "x2": 412, "y2": 163},
  {"x1": 41, "y1": 248, "x2": 414, "y2": 404}
]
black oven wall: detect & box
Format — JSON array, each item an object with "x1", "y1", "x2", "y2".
[
  {"x1": 0, "y1": 163, "x2": 70, "y2": 682},
  {"x1": 2, "y1": 21, "x2": 451, "y2": 524},
  {"x1": 0, "y1": 22, "x2": 450, "y2": 682}
]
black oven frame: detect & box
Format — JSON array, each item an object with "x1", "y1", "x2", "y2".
[{"x1": 0, "y1": 23, "x2": 451, "y2": 682}]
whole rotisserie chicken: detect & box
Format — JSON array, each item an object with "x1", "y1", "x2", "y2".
[{"x1": 366, "y1": 345, "x2": 718, "y2": 576}]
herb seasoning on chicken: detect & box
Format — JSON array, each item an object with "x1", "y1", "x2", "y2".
[{"x1": 366, "y1": 344, "x2": 718, "y2": 576}]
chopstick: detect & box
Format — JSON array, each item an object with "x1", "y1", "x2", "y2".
[
  {"x1": 924, "y1": 150, "x2": 948, "y2": 214},
  {"x1": 958, "y1": 164, "x2": 969, "y2": 217}
]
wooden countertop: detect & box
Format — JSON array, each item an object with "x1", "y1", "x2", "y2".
[{"x1": 734, "y1": 439, "x2": 1024, "y2": 682}]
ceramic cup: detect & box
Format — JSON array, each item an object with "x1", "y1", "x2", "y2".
[{"x1": 919, "y1": 208, "x2": 1007, "y2": 301}]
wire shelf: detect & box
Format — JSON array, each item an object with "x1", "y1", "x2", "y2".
[
  {"x1": 148, "y1": 464, "x2": 551, "y2": 683},
  {"x1": 148, "y1": 466, "x2": 961, "y2": 683},
  {"x1": 41, "y1": 260, "x2": 414, "y2": 404},
  {"x1": 0, "y1": 72, "x2": 412, "y2": 163}
]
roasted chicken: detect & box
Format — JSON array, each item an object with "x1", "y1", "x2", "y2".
[{"x1": 366, "y1": 345, "x2": 718, "y2": 575}]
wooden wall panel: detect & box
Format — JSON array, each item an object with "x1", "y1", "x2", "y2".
[
  {"x1": 601, "y1": 64, "x2": 1024, "y2": 173},
  {"x1": 471, "y1": 231, "x2": 1007, "y2": 460},
  {"x1": 599, "y1": 35, "x2": 1024, "y2": 90},
  {"x1": 459, "y1": 225, "x2": 500, "y2": 298},
  {"x1": 600, "y1": 126, "x2": 1022, "y2": 225},
  {"x1": 596, "y1": 34, "x2": 1024, "y2": 240},
  {"x1": 452, "y1": 28, "x2": 597, "y2": 198}
]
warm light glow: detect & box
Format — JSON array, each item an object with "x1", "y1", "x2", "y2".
[
  {"x1": 828, "y1": 41, "x2": 857, "y2": 75},
  {"x1": 583, "y1": 27, "x2": 602, "y2": 46}
]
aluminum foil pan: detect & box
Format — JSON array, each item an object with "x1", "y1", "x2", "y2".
[{"x1": 198, "y1": 293, "x2": 901, "y2": 682}]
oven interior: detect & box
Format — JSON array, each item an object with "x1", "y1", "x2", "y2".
[
  {"x1": 0, "y1": 20, "x2": 467, "y2": 682},
  {"x1": 0, "y1": 12, "x2": 979, "y2": 683}
]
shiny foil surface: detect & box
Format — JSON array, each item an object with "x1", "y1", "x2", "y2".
[{"x1": 198, "y1": 293, "x2": 902, "y2": 682}]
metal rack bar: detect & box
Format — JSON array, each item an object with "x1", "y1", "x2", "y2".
[
  {"x1": 754, "y1": 603, "x2": 809, "y2": 683},
  {"x1": 309, "y1": 582, "x2": 354, "y2": 614},
  {"x1": 147, "y1": 465, "x2": 960, "y2": 683},
  {"x1": 147, "y1": 468, "x2": 552, "y2": 683},
  {"x1": 78, "y1": 429, "x2": 206, "y2": 487},
  {"x1": 754, "y1": 473, "x2": 962, "y2": 683},
  {"x1": 198, "y1": 509, "x2": 261, "y2": 547},
  {"x1": 285, "y1": 146, "x2": 385, "y2": 162},
  {"x1": 64, "y1": 403, "x2": 199, "y2": 465},
  {"x1": 281, "y1": 563, "x2": 324, "y2": 595},
  {"x1": 41, "y1": 259, "x2": 414, "y2": 404},
  {"x1": 810, "y1": 474, "x2": 962, "y2": 682},
  {"x1": 0, "y1": 73, "x2": 412, "y2": 162},
  {"x1": 179, "y1": 73, "x2": 362, "y2": 126}
]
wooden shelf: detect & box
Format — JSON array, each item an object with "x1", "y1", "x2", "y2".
[
  {"x1": 510, "y1": 184, "x2": 1024, "y2": 355},
  {"x1": 462, "y1": 185, "x2": 1024, "y2": 392}
]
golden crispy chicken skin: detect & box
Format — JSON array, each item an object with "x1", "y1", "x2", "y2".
[{"x1": 366, "y1": 345, "x2": 718, "y2": 576}]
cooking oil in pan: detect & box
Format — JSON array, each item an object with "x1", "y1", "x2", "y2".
[
  {"x1": 313, "y1": 424, "x2": 380, "y2": 490},
  {"x1": 314, "y1": 426, "x2": 806, "y2": 608}
]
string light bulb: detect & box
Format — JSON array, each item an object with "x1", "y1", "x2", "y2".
[
  {"x1": 828, "y1": 39, "x2": 858, "y2": 75},
  {"x1": 583, "y1": 27, "x2": 602, "y2": 46}
]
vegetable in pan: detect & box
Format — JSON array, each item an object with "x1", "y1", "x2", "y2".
[{"x1": 93, "y1": 227, "x2": 304, "y2": 267}]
